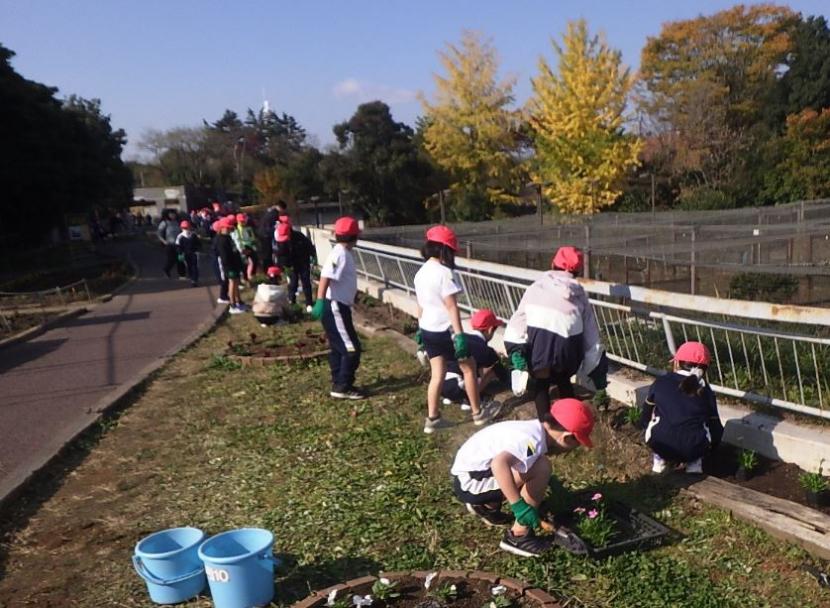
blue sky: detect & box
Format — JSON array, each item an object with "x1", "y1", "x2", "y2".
[{"x1": 2, "y1": 1, "x2": 827, "y2": 159}]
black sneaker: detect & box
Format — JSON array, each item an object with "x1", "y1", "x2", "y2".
[
  {"x1": 499, "y1": 528, "x2": 554, "y2": 558},
  {"x1": 466, "y1": 503, "x2": 513, "y2": 527},
  {"x1": 330, "y1": 388, "x2": 366, "y2": 400}
]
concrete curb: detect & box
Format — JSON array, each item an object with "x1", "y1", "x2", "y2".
[
  {"x1": 0, "y1": 303, "x2": 227, "y2": 509},
  {"x1": 0, "y1": 307, "x2": 87, "y2": 351}
]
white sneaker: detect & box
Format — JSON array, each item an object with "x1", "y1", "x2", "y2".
[
  {"x1": 217, "y1": 298, "x2": 230, "y2": 304},
  {"x1": 423, "y1": 416, "x2": 455, "y2": 434},
  {"x1": 652, "y1": 453, "x2": 667, "y2": 474},
  {"x1": 229, "y1": 305, "x2": 245, "y2": 315},
  {"x1": 685, "y1": 458, "x2": 703, "y2": 474},
  {"x1": 460, "y1": 402, "x2": 472, "y2": 411},
  {"x1": 473, "y1": 400, "x2": 503, "y2": 426},
  {"x1": 442, "y1": 398, "x2": 452, "y2": 406},
  {"x1": 305, "y1": 305, "x2": 313, "y2": 314}
]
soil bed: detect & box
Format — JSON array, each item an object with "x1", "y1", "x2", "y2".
[
  {"x1": 339, "y1": 576, "x2": 528, "y2": 608},
  {"x1": 353, "y1": 292, "x2": 418, "y2": 337},
  {"x1": 226, "y1": 327, "x2": 329, "y2": 358},
  {"x1": 0, "y1": 311, "x2": 57, "y2": 339}
]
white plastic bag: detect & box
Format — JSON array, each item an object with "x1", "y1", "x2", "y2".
[{"x1": 416, "y1": 348, "x2": 429, "y2": 369}]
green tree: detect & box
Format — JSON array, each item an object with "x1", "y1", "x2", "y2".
[
  {"x1": 331, "y1": 101, "x2": 433, "y2": 224},
  {"x1": 528, "y1": 19, "x2": 641, "y2": 214},
  {"x1": 420, "y1": 30, "x2": 523, "y2": 218}
]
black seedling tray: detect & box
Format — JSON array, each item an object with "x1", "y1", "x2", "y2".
[{"x1": 548, "y1": 490, "x2": 670, "y2": 559}]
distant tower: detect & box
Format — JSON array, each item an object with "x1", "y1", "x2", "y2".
[{"x1": 262, "y1": 88, "x2": 271, "y2": 116}]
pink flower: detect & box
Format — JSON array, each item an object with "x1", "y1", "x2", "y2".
[
  {"x1": 574, "y1": 507, "x2": 586, "y2": 514},
  {"x1": 591, "y1": 492, "x2": 603, "y2": 501},
  {"x1": 587, "y1": 509, "x2": 599, "y2": 519}
]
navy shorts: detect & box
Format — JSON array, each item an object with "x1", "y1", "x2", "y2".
[
  {"x1": 421, "y1": 328, "x2": 455, "y2": 360},
  {"x1": 452, "y1": 471, "x2": 505, "y2": 505}
]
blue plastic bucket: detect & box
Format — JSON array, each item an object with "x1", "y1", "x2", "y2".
[
  {"x1": 133, "y1": 527, "x2": 207, "y2": 604},
  {"x1": 198, "y1": 528, "x2": 277, "y2": 608}
]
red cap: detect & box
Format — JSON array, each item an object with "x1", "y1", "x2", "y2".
[
  {"x1": 266, "y1": 266, "x2": 282, "y2": 278},
  {"x1": 552, "y1": 246, "x2": 584, "y2": 273},
  {"x1": 334, "y1": 216, "x2": 360, "y2": 237},
  {"x1": 471, "y1": 309, "x2": 504, "y2": 331},
  {"x1": 673, "y1": 341, "x2": 711, "y2": 366},
  {"x1": 179, "y1": 220, "x2": 191, "y2": 229},
  {"x1": 425, "y1": 225, "x2": 458, "y2": 251},
  {"x1": 224, "y1": 214, "x2": 237, "y2": 227},
  {"x1": 276, "y1": 222, "x2": 292, "y2": 242},
  {"x1": 236, "y1": 213, "x2": 247, "y2": 224},
  {"x1": 550, "y1": 398, "x2": 594, "y2": 448},
  {"x1": 211, "y1": 220, "x2": 222, "y2": 232}
]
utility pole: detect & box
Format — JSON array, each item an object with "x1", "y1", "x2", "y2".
[
  {"x1": 537, "y1": 184, "x2": 544, "y2": 225},
  {"x1": 651, "y1": 173, "x2": 656, "y2": 215},
  {"x1": 439, "y1": 189, "x2": 446, "y2": 224}
]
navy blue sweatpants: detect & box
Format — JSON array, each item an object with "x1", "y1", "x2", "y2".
[{"x1": 321, "y1": 299, "x2": 361, "y2": 391}]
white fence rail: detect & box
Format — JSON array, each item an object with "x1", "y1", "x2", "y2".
[{"x1": 332, "y1": 234, "x2": 830, "y2": 421}]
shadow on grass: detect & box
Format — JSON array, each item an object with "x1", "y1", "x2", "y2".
[
  {"x1": 362, "y1": 372, "x2": 426, "y2": 396},
  {"x1": 275, "y1": 554, "x2": 382, "y2": 604}
]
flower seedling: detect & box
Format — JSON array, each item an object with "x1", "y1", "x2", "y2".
[
  {"x1": 352, "y1": 595, "x2": 374, "y2": 608},
  {"x1": 483, "y1": 585, "x2": 513, "y2": 608},
  {"x1": 592, "y1": 388, "x2": 610, "y2": 409},
  {"x1": 738, "y1": 449, "x2": 758, "y2": 472},
  {"x1": 624, "y1": 406, "x2": 641, "y2": 426},
  {"x1": 326, "y1": 590, "x2": 353, "y2": 608},
  {"x1": 429, "y1": 583, "x2": 458, "y2": 603},
  {"x1": 371, "y1": 578, "x2": 401, "y2": 602},
  {"x1": 800, "y1": 462, "x2": 829, "y2": 493},
  {"x1": 573, "y1": 492, "x2": 618, "y2": 548}
]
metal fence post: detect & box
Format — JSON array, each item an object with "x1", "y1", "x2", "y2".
[
  {"x1": 583, "y1": 225, "x2": 591, "y2": 279},
  {"x1": 689, "y1": 226, "x2": 697, "y2": 295}
]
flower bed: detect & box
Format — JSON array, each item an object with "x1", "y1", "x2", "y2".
[{"x1": 293, "y1": 571, "x2": 561, "y2": 608}]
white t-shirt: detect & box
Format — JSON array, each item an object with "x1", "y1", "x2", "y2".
[
  {"x1": 321, "y1": 243, "x2": 357, "y2": 305},
  {"x1": 451, "y1": 420, "x2": 547, "y2": 475},
  {"x1": 414, "y1": 259, "x2": 462, "y2": 332}
]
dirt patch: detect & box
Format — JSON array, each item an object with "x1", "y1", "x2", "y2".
[
  {"x1": 0, "y1": 311, "x2": 55, "y2": 339},
  {"x1": 703, "y1": 444, "x2": 828, "y2": 513},
  {"x1": 344, "y1": 576, "x2": 527, "y2": 608},
  {"x1": 226, "y1": 328, "x2": 329, "y2": 358},
  {"x1": 353, "y1": 292, "x2": 418, "y2": 336}
]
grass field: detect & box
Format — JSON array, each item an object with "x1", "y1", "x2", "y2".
[{"x1": 0, "y1": 314, "x2": 828, "y2": 607}]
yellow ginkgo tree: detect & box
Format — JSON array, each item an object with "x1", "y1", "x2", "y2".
[
  {"x1": 420, "y1": 30, "x2": 524, "y2": 217},
  {"x1": 528, "y1": 19, "x2": 641, "y2": 215}
]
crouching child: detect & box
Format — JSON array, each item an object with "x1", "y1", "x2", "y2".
[
  {"x1": 450, "y1": 398, "x2": 595, "y2": 557},
  {"x1": 252, "y1": 266, "x2": 290, "y2": 327}
]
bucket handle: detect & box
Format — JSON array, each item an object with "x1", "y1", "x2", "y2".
[
  {"x1": 261, "y1": 553, "x2": 281, "y2": 568},
  {"x1": 133, "y1": 555, "x2": 205, "y2": 586}
]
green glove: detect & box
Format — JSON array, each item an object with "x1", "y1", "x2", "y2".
[
  {"x1": 177, "y1": 253, "x2": 185, "y2": 263},
  {"x1": 415, "y1": 329, "x2": 424, "y2": 348},
  {"x1": 311, "y1": 299, "x2": 325, "y2": 320},
  {"x1": 511, "y1": 352, "x2": 528, "y2": 371},
  {"x1": 510, "y1": 498, "x2": 541, "y2": 529},
  {"x1": 453, "y1": 333, "x2": 469, "y2": 360}
]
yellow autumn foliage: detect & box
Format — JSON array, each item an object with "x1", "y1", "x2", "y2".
[
  {"x1": 420, "y1": 30, "x2": 523, "y2": 206},
  {"x1": 528, "y1": 19, "x2": 641, "y2": 214}
]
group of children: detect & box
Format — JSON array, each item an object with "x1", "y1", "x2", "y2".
[{"x1": 224, "y1": 214, "x2": 725, "y2": 559}]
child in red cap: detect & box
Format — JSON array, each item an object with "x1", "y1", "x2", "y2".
[
  {"x1": 440, "y1": 309, "x2": 509, "y2": 411},
  {"x1": 414, "y1": 226, "x2": 502, "y2": 433},
  {"x1": 504, "y1": 245, "x2": 607, "y2": 420},
  {"x1": 311, "y1": 217, "x2": 365, "y2": 400},
  {"x1": 216, "y1": 218, "x2": 246, "y2": 314},
  {"x1": 252, "y1": 266, "x2": 289, "y2": 326},
  {"x1": 640, "y1": 341, "x2": 723, "y2": 474},
  {"x1": 175, "y1": 220, "x2": 202, "y2": 287},
  {"x1": 451, "y1": 397, "x2": 594, "y2": 557}
]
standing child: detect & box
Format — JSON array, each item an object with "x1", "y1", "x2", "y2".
[
  {"x1": 288, "y1": 225, "x2": 316, "y2": 313},
  {"x1": 175, "y1": 220, "x2": 202, "y2": 287},
  {"x1": 215, "y1": 217, "x2": 246, "y2": 314},
  {"x1": 441, "y1": 309, "x2": 509, "y2": 410},
  {"x1": 451, "y1": 398, "x2": 595, "y2": 557},
  {"x1": 232, "y1": 213, "x2": 259, "y2": 284},
  {"x1": 211, "y1": 220, "x2": 229, "y2": 304},
  {"x1": 414, "y1": 226, "x2": 501, "y2": 433},
  {"x1": 311, "y1": 216, "x2": 365, "y2": 400},
  {"x1": 252, "y1": 266, "x2": 290, "y2": 327},
  {"x1": 641, "y1": 341, "x2": 723, "y2": 474},
  {"x1": 504, "y1": 246, "x2": 606, "y2": 420}
]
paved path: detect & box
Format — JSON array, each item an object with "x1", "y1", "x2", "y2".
[{"x1": 0, "y1": 239, "x2": 225, "y2": 501}]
